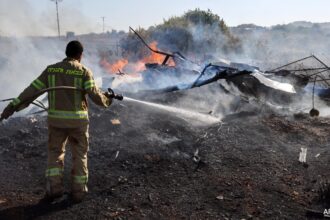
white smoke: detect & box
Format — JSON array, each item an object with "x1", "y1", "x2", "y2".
[
  {"x1": 0, "y1": 0, "x2": 97, "y2": 37},
  {"x1": 0, "y1": 0, "x2": 105, "y2": 113}
]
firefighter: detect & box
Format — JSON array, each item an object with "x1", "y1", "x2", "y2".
[{"x1": 0, "y1": 40, "x2": 113, "y2": 203}]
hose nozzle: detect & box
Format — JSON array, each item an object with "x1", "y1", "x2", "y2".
[{"x1": 107, "y1": 88, "x2": 124, "y2": 101}]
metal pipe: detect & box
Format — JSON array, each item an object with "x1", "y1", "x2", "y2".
[
  {"x1": 268, "y1": 55, "x2": 314, "y2": 72},
  {"x1": 312, "y1": 55, "x2": 330, "y2": 69},
  {"x1": 266, "y1": 67, "x2": 327, "y2": 73},
  {"x1": 129, "y1": 27, "x2": 173, "y2": 57}
]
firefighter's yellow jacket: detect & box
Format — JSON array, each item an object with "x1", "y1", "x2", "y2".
[{"x1": 10, "y1": 58, "x2": 111, "y2": 128}]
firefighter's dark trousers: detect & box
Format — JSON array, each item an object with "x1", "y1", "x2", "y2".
[{"x1": 46, "y1": 125, "x2": 89, "y2": 198}]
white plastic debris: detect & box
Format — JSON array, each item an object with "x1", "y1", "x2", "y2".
[
  {"x1": 115, "y1": 151, "x2": 120, "y2": 160},
  {"x1": 193, "y1": 149, "x2": 200, "y2": 163},
  {"x1": 0, "y1": 199, "x2": 6, "y2": 204},
  {"x1": 299, "y1": 148, "x2": 307, "y2": 163},
  {"x1": 216, "y1": 195, "x2": 224, "y2": 200},
  {"x1": 111, "y1": 119, "x2": 121, "y2": 125},
  {"x1": 29, "y1": 117, "x2": 38, "y2": 123},
  {"x1": 315, "y1": 153, "x2": 320, "y2": 158},
  {"x1": 252, "y1": 71, "x2": 296, "y2": 93}
]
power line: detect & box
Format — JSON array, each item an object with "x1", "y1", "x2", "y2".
[
  {"x1": 51, "y1": 0, "x2": 63, "y2": 38},
  {"x1": 101, "y1": 16, "x2": 105, "y2": 33}
]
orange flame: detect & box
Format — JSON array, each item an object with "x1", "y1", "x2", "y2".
[
  {"x1": 100, "y1": 41, "x2": 175, "y2": 75},
  {"x1": 142, "y1": 42, "x2": 165, "y2": 64},
  {"x1": 100, "y1": 58, "x2": 128, "y2": 74}
]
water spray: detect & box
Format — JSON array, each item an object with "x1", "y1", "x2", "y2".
[
  {"x1": 104, "y1": 89, "x2": 220, "y2": 125},
  {"x1": 123, "y1": 97, "x2": 221, "y2": 125}
]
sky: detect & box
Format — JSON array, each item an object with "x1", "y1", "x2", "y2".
[{"x1": 2, "y1": 0, "x2": 330, "y2": 36}]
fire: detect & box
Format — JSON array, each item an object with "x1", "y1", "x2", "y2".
[
  {"x1": 142, "y1": 41, "x2": 175, "y2": 67},
  {"x1": 100, "y1": 41, "x2": 175, "y2": 75},
  {"x1": 142, "y1": 42, "x2": 166, "y2": 64},
  {"x1": 100, "y1": 58, "x2": 128, "y2": 74}
]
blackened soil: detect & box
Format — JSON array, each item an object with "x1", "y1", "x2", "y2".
[{"x1": 0, "y1": 100, "x2": 329, "y2": 220}]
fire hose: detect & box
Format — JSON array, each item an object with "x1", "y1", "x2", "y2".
[{"x1": 0, "y1": 86, "x2": 123, "y2": 122}]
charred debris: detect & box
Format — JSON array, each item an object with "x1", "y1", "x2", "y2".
[{"x1": 106, "y1": 27, "x2": 330, "y2": 117}]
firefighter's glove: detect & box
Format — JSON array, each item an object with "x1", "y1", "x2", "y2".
[
  {"x1": 1, "y1": 104, "x2": 15, "y2": 121},
  {"x1": 104, "y1": 91, "x2": 113, "y2": 99}
]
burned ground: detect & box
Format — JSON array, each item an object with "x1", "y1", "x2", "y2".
[{"x1": 0, "y1": 94, "x2": 330, "y2": 220}]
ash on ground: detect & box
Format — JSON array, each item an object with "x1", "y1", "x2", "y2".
[{"x1": 0, "y1": 91, "x2": 329, "y2": 220}]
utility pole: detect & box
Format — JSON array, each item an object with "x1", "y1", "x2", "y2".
[
  {"x1": 51, "y1": 0, "x2": 63, "y2": 38},
  {"x1": 101, "y1": 16, "x2": 105, "y2": 33}
]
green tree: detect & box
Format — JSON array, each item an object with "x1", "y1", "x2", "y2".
[{"x1": 121, "y1": 9, "x2": 241, "y2": 61}]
